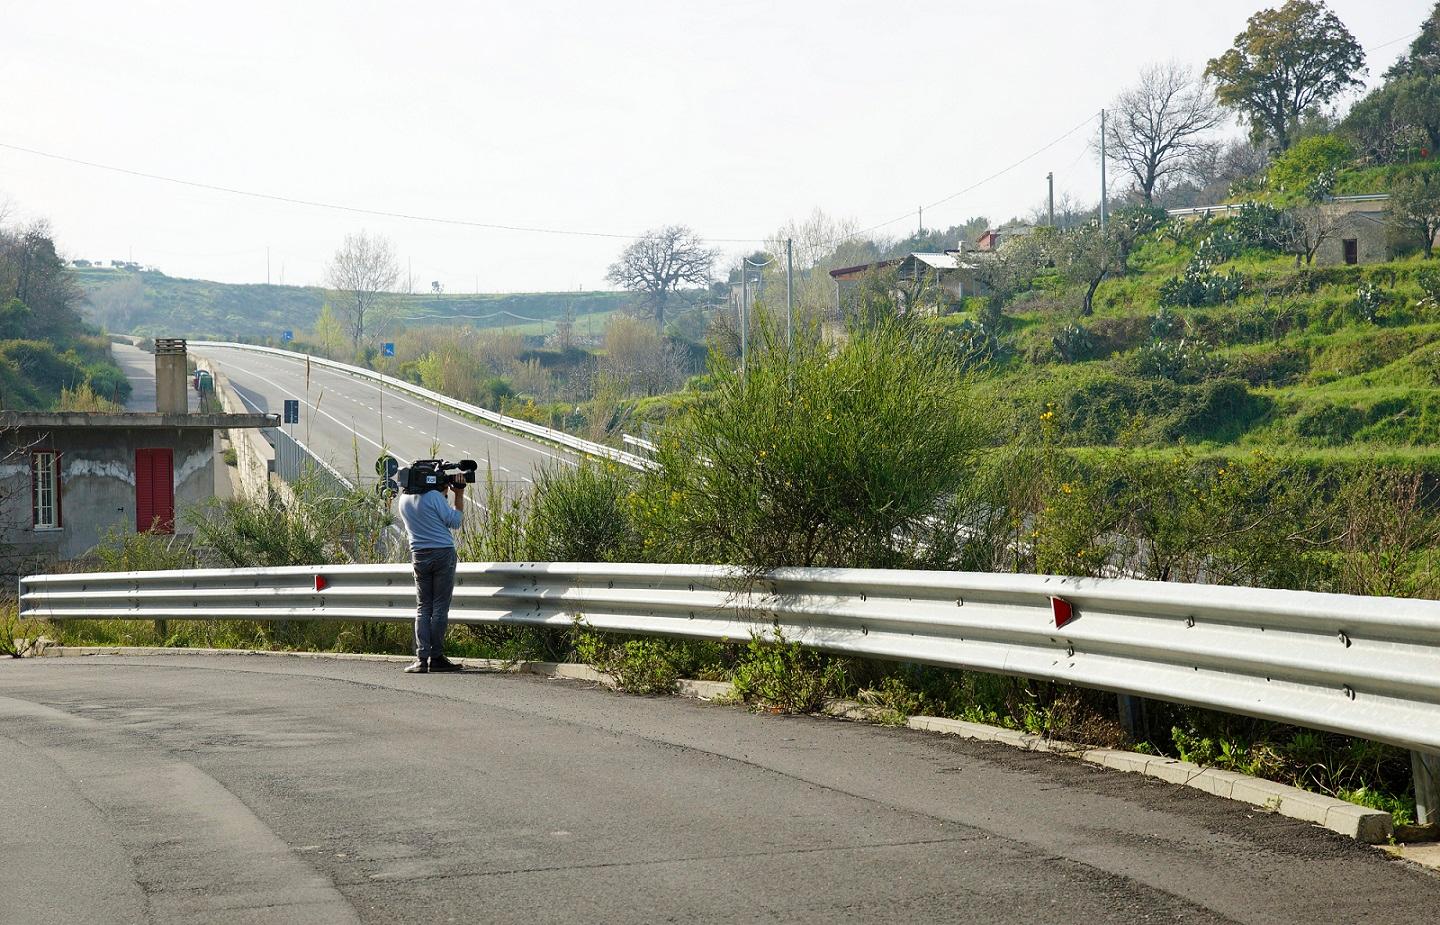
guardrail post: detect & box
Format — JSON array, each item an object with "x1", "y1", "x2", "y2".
[
  {"x1": 1414, "y1": 750, "x2": 1440, "y2": 827},
  {"x1": 154, "y1": 619, "x2": 168, "y2": 641},
  {"x1": 1117, "y1": 694, "x2": 1148, "y2": 739}
]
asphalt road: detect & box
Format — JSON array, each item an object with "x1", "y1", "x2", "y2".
[
  {"x1": 3, "y1": 655, "x2": 1437, "y2": 924},
  {"x1": 191, "y1": 345, "x2": 578, "y2": 490}
]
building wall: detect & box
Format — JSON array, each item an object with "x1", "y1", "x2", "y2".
[
  {"x1": 0, "y1": 427, "x2": 215, "y2": 566},
  {"x1": 1314, "y1": 210, "x2": 1390, "y2": 266}
]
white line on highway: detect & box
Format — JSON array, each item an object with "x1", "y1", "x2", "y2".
[{"x1": 216, "y1": 356, "x2": 389, "y2": 456}]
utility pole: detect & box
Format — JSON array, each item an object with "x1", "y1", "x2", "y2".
[
  {"x1": 1100, "y1": 109, "x2": 1108, "y2": 231},
  {"x1": 918, "y1": 206, "x2": 923, "y2": 236},
  {"x1": 1047, "y1": 173, "x2": 1055, "y2": 228},
  {"x1": 739, "y1": 263, "x2": 749, "y2": 385},
  {"x1": 266, "y1": 246, "x2": 271, "y2": 285},
  {"x1": 785, "y1": 238, "x2": 794, "y2": 351}
]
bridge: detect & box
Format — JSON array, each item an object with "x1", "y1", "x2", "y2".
[{"x1": 190, "y1": 343, "x2": 588, "y2": 491}]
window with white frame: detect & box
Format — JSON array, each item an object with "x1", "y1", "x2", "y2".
[{"x1": 32, "y1": 451, "x2": 60, "y2": 529}]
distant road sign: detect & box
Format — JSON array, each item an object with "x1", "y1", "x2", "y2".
[
  {"x1": 283, "y1": 399, "x2": 300, "y2": 424},
  {"x1": 375, "y1": 454, "x2": 398, "y2": 478},
  {"x1": 282, "y1": 330, "x2": 293, "y2": 342},
  {"x1": 382, "y1": 342, "x2": 395, "y2": 358}
]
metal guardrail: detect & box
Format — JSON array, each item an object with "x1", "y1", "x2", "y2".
[
  {"x1": 19, "y1": 563, "x2": 1440, "y2": 759},
  {"x1": 1166, "y1": 193, "x2": 1391, "y2": 218},
  {"x1": 271, "y1": 427, "x2": 355, "y2": 495},
  {"x1": 190, "y1": 342, "x2": 651, "y2": 471}
]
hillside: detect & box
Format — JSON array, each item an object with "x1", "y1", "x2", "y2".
[
  {"x1": 967, "y1": 239, "x2": 1440, "y2": 467},
  {"x1": 75, "y1": 267, "x2": 635, "y2": 339}
]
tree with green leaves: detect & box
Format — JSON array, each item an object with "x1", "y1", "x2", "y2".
[
  {"x1": 1342, "y1": 4, "x2": 1440, "y2": 162},
  {"x1": 1389, "y1": 164, "x2": 1440, "y2": 259},
  {"x1": 1206, "y1": 0, "x2": 1365, "y2": 151},
  {"x1": 1384, "y1": 1, "x2": 1440, "y2": 81},
  {"x1": 1050, "y1": 208, "x2": 1164, "y2": 316}
]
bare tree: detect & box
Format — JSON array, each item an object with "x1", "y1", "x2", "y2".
[
  {"x1": 1106, "y1": 63, "x2": 1224, "y2": 204},
  {"x1": 606, "y1": 226, "x2": 717, "y2": 332},
  {"x1": 325, "y1": 231, "x2": 399, "y2": 350},
  {"x1": 1281, "y1": 205, "x2": 1341, "y2": 265}
]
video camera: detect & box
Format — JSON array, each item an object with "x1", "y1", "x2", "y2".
[{"x1": 398, "y1": 458, "x2": 478, "y2": 495}]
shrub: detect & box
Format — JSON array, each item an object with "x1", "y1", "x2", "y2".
[
  {"x1": 1227, "y1": 201, "x2": 1290, "y2": 251},
  {"x1": 1267, "y1": 135, "x2": 1353, "y2": 200},
  {"x1": 1353, "y1": 282, "x2": 1386, "y2": 324},
  {"x1": 1129, "y1": 338, "x2": 1226, "y2": 384},
  {"x1": 1163, "y1": 378, "x2": 1268, "y2": 442},
  {"x1": 1051, "y1": 322, "x2": 1097, "y2": 363},
  {"x1": 637, "y1": 320, "x2": 988, "y2": 569},
  {"x1": 1159, "y1": 257, "x2": 1244, "y2": 308},
  {"x1": 526, "y1": 463, "x2": 636, "y2": 562},
  {"x1": 1416, "y1": 267, "x2": 1440, "y2": 310},
  {"x1": 943, "y1": 318, "x2": 1007, "y2": 371},
  {"x1": 1193, "y1": 229, "x2": 1242, "y2": 263},
  {"x1": 94, "y1": 526, "x2": 196, "y2": 571},
  {"x1": 730, "y1": 628, "x2": 848, "y2": 713},
  {"x1": 574, "y1": 626, "x2": 681, "y2": 695}
]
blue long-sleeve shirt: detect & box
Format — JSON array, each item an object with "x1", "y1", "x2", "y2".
[{"x1": 397, "y1": 489, "x2": 462, "y2": 551}]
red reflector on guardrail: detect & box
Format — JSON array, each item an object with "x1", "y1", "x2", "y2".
[
  {"x1": 1052, "y1": 596, "x2": 1074, "y2": 628},
  {"x1": 314, "y1": 575, "x2": 328, "y2": 592}
]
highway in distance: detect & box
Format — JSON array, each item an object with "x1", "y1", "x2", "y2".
[{"x1": 195, "y1": 344, "x2": 579, "y2": 491}]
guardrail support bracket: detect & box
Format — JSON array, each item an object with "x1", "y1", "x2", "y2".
[{"x1": 1414, "y1": 749, "x2": 1440, "y2": 827}]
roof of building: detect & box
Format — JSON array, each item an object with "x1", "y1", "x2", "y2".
[
  {"x1": 908, "y1": 252, "x2": 960, "y2": 270},
  {"x1": 829, "y1": 258, "x2": 900, "y2": 280},
  {"x1": 0, "y1": 412, "x2": 278, "y2": 430}
]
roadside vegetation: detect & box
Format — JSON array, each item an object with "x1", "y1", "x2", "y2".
[{"x1": 0, "y1": 218, "x2": 131, "y2": 409}]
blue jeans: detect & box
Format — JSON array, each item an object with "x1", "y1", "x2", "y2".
[{"x1": 412, "y1": 546, "x2": 457, "y2": 658}]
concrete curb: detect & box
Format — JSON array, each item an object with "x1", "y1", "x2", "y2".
[
  {"x1": 33, "y1": 645, "x2": 1393, "y2": 844},
  {"x1": 905, "y1": 715, "x2": 1392, "y2": 844}
]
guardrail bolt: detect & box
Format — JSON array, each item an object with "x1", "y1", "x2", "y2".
[
  {"x1": 1186, "y1": 616, "x2": 1195, "y2": 628},
  {"x1": 1338, "y1": 630, "x2": 1351, "y2": 648}
]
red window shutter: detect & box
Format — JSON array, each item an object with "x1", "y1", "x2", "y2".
[
  {"x1": 136, "y1": 448, "x2": 154, "y2": 532},
  {"x1": 155, "y1": 449, "x2": 174, "y2": 533},
  {"x1": 136, "y1": 448, "x2": 175, "y2": 534}
]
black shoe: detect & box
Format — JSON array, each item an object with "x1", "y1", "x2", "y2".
[
  {"x1": 404, "y1": 658, "x2": 429, "y2": 673},
  {"x1": 429, "y1": 655, "x2": 463, "y2": 673}
]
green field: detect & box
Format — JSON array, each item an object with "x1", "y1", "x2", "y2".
[{"x1": 75, "y1": 267, "x2": 634, "y2": 339}]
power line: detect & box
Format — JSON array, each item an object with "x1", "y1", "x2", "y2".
[
  {"x1": 830, "y1": 111, "x2": 1101, "y2": 245},
  {"x1": 0, "y1": 139, "x2": 766, "y2": 245},
  {"x1": 1367, "y1": 29, "x2": 1421, "y2": 53}
]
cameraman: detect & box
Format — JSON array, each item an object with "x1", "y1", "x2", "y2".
[{"x1": 396, "y1": 472, "x2": 466, "y2": 674}]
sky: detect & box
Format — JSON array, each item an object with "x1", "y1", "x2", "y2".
[{"x1": 0, "y1": 0, "x2": 1431, "y2": 293}]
